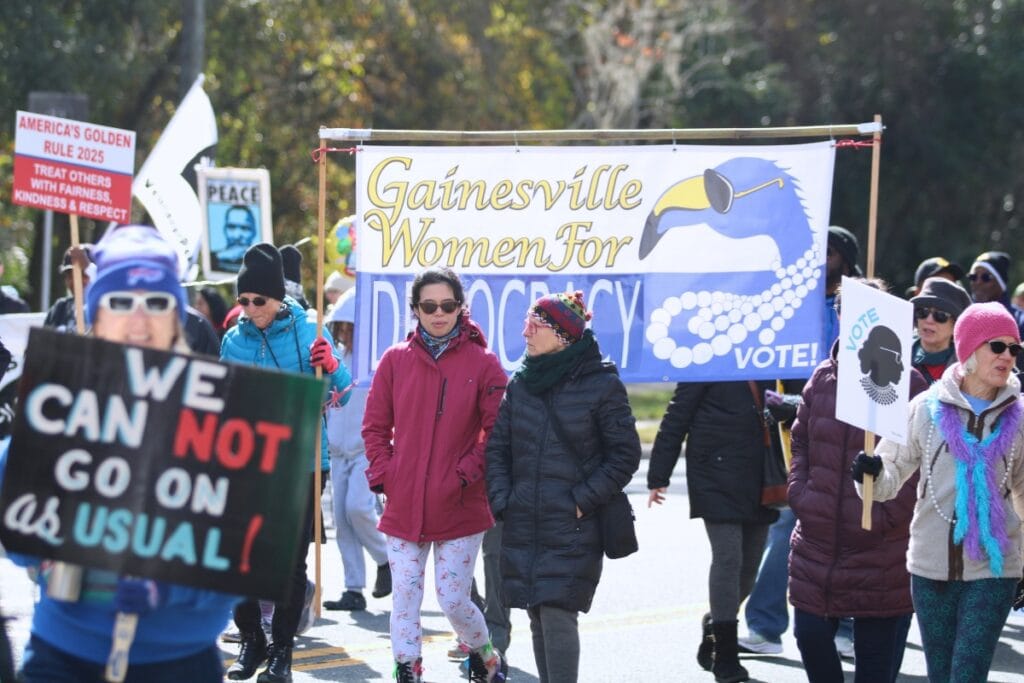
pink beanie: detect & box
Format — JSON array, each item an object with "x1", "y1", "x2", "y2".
[{"x1": 953, "y1": 302, "x2": 1021, "y2": 364}]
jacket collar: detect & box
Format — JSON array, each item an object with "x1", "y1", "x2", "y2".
[{"x1": 934, "y1": 362, "x2": 1021, "y2": 414}]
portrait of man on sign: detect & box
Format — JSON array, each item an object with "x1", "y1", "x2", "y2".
[
  {"x1": 199, "y1": 168, "x2": 273, "y2": 279},
  {"x1": 212, "y1": 204, "x2": 257, "y2": 273}
]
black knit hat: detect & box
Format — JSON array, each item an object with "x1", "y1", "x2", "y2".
[
  {"x1": 279, "y1": 245, "x2": 302, "y2": 285},
  {"x1": 970, "y1": 251, "x2": 1011, "y2": 293},
  {"x1": 827, "y1": 226, "x2": 863, "y2": 277},
  {"x1": 236, "y1": 243, "x2": 286, "y2": 300}
]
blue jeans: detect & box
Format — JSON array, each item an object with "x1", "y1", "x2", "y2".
[
  {"x1": 743, "y1": 509, "x2": 854, "y2": 643},
  {"x1": 743, "y1": 507, "x2": 794, "y2": 641},
  {"x1": 21, "y1": 635, "x2": 224, "y2": 683},
  {"x1": 794, "y1": 609, "x2": 911, "y2": 683}
]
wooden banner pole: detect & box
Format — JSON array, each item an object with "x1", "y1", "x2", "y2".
[{"x1": 861, "y1": 113, "x2": 883, "y2": 531}]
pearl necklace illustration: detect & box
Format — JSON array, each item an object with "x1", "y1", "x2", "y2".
[{"x1": 645, "y1": 243, "x2": 822, "y2": 368}]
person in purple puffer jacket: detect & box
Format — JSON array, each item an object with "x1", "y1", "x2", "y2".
[{"x1": 788, "y1": 278, "x2": 927, "y2": 683}]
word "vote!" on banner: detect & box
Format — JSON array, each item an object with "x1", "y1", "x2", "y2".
[{"x1": 0, "y1": 329, "x2": 326, "y2": 601}]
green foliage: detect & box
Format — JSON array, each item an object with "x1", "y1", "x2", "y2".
[{"x1": 1, "y1": 0, "x2": 1022, "y2": 303}]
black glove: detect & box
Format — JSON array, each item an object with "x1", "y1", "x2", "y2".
[
  {"x1": 851, "y1": 451, "x2": 883, "y2": 483},
  {"x1": 763, "y1": 390, "x2": 800, "y2": 427},
  {"x1": 1013, "y1": 570, "x2": 1024, "y2": 610}
]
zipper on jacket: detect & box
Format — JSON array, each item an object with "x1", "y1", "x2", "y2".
[{"x1": 436, "y1": 378, "x2": 448, "y2": 420}]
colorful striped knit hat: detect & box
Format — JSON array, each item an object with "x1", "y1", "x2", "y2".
[{"x1": 530, "y1": 290, "x2": 592, "y2": 345}]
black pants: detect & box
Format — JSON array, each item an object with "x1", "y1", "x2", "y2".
[{"x1": 234, "y1": 475, "x2": 316, "y2": 646}]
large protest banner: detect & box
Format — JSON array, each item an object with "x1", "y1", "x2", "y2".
[
  {"x1": 0, "y1": 329, "x2": 325, "y2": 602},
  {"x1": 354, "y1": 142, "x2": 835, "y2": 382}
]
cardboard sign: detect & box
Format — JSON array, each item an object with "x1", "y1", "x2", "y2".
[
  {"x1": 0, "y1": 328, "x2": 325, "y2": 601},
  {"x1": 198, "y1": 167, "x2": 273, "y2": 279},
  {"x1": 13, "y1": 111, "x2": 135, "y2": 222},
  {"x1": 835, "y1": 276, "x2": 914, "y2": 444}
]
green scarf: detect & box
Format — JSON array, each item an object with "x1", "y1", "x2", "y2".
[{"x1": 514, "y1": 329, "x2": 595, "y2": 395}]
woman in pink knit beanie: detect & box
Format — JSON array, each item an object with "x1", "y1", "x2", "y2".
[{"x1": 853, "y1": 301, "x2": 1024, "y2": 682}]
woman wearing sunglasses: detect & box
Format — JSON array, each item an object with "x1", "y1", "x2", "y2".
[
  {"x1": 221, "y1": 243, "x2": 351, "y2": 683},
  {"x1": 363, "y1": 266, "x2": 508, "y2": 683},
  {"x1": 9, "y1": 225, "x2": 240, "y2": 682},
  {"x1": 910, "y1": 277, "x2": 972, "y2": 385},
  {"x1": 854, "y1": 301, "x2": 1024, "y2": 683}
]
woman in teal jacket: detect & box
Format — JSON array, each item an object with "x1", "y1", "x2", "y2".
[{"x1": 220, "y1": 243, "x2": 351, "y2": 683}]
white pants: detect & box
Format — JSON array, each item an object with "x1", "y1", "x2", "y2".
[
  {"x1": 387, "y1": 532, "x2": 489, "y2": 663},
  {"x1": 329, "y1": 455, "x2": 388, "y2": 591}
]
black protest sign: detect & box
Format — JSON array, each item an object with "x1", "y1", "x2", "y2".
[{"x1": 0, "y1": 328, "x2": 325, "y2": 602}]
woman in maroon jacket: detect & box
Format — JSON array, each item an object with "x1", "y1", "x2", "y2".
[
  {"x1": 788, "y1": 279, "x2": 927, "y2": 683},
  {"x1": 362, "y1": 267, "x2": 508, "y2": 683}
]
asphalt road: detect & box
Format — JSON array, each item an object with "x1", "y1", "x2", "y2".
[{"x1": 3, "y1": 460, "x2": 1024, "y2": 682}]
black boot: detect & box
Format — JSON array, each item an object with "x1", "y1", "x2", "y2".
[
  {"x1": 257, "y1": 643, "x2": 292, "y2": 683},
  {"x1": 226, "y1": 630, "x2": 268, "y2": 680},
  {"x1": 372, "y1": 562, "x2": 392, "y2": 598},
  {"x1": 712, "y1": 620, "x2": 749, "y2": 683},
  {"x1": 697, "y1": 612, "x2": 714, "y2": 671}
]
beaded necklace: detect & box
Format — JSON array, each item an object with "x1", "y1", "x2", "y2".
[{"x1": 924, "y1": 389, "x2": 1021, "y2": 575}]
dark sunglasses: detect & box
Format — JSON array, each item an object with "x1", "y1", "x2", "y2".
[
  {"x1": 417, "y1": 299, "x2": 459, "y2": 314},
  {"x1": 99, "y1": 291, "x2": 177, "y2": 315},
  {"x1": 237, "y1": 296, "x2": 269, "y2": 307},
  {"x1": 914, "y1": 307, "x2": 952, "y2": 324},
  {"x1": 968, "y1": 272, "x2": 993, "y2": 283},
  {"x1": 987, "y1": 340, "x2": 1023, "y2": 357}
]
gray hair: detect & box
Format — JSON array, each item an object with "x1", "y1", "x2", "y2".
[{"x1": 962, "y1": 352, "x2": 979, "y2": 375}]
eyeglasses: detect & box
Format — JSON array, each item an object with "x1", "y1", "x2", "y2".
[
  {"x1": 914, "y1": 307, "x2": 952, "y2": 324},
  {"x1": 237, "y1": 296, "x2": 269, "y2": 307},
  {"x1": 417, "y1": 299, "x2": 459, "y2": 314},
  {"x1": 99, "y1": 291, "x2": 177, "y2": 315},
  {"x1": 987, "y1": 340, "x2": 1023, "y2": 357},
  {"x1": 968, "y1": 272, "x2": 993, "y2": 283}
]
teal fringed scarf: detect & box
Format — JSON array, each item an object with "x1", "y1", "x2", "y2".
[{"x1": 514, "y1": 329, "x2": 595, "y2": 395}]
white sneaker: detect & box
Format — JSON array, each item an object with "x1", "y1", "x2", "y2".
[
  {"x1": 737, "y1": 631, "x2": 783, "y2": 655},
  {"x1": 835, "y1": 634, "x2": 855, "y2": 659}
]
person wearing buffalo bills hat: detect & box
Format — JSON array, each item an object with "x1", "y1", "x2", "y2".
[
  {"x1": 912, "y1": 256, "x2": 965, "y2": 294},
  {"x1": 9, "y1": 224, "x2": 240, "y2": 682},
  {"x1": 910, "y1": 277, "x2": 972, "y2": 385},
  {"x1": 221, "y1": 242, "x2": 352, "y2": 683},
  {"x1": 854, "y1": 301, "x2": 1024, "y2": 682}
]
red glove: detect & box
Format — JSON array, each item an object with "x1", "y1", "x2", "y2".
[{"x1": 309, "y1": 336, "x2": 339, "y2": 374}]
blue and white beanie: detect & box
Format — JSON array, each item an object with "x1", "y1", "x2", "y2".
[{"x1": 85, "y1": 225, "x2": 187, "y2": 324}]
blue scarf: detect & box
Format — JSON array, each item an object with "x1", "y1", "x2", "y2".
[{"x1": 418, "y1": 321, "x2": 461, "y2": 360}]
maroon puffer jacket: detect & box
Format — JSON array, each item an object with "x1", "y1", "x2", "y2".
[{"x1": 787, "y1": 345, "x2": 926, "y2": 618}]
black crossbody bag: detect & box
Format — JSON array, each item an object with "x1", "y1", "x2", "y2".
[{"x1": 543, "y1": 393, "x2": 638, "y2": 559}]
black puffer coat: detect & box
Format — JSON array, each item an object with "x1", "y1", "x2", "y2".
[
  {"x1": 648, "y1": 381, "x2": 779, "y2": 525},
  {"x1": 486, "y1": 342, "x2": 641, "y2": 613}
]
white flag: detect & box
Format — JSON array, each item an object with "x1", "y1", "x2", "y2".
[{"x1": 133, "y1": 74, "x2": 217, "y2": 275}]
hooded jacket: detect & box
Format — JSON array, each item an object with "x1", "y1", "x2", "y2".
[
  {"x1": 363, "y1": 317, "x2": 507, "y2": 543},
  {"x1": 872, "y1": 364, "x2": 1024, "y2": 582},
  {"x1": 486, "y1": 341, "x2": 641, "y2": 613},
  {"x1": 220, "y1": 295, "x2": 351, "y2": 471},
  {"x1": 788, "y1": 344, "x2": 927, "y2": 618}
]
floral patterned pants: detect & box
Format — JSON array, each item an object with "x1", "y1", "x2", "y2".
[{"x1": 387, "y1": 532, "x2": 489, "y2": 663}]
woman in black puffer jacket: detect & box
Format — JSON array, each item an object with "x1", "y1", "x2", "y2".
[
  {"x1": 486, "y1": 291, "x2": 641, "y2": 683},
  {"x1": 648, "y1": 381, "x2": 780, "y2": 683}
]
